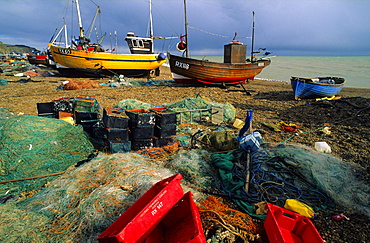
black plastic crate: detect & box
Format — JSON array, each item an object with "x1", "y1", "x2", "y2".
[
  {"x1": 103, "y1": 107, "x2": 129, "y2": 128},
  {"x1": 91, "y1": 122, "x2": 106, "y2": 139},
  {"x1": 154, "y1": 124, "x2": 177, "y2": 138},
  {"x1": 74, "y1": 112, "x2": 99, "y2": 124},
  {"x1": 38, "y1": 113, "x2": 57, "y2": 118},
  {"x1": 126, "y1": 109, "x2": 156, "y2": 127},
  {"x1": 109, "y1": 141, "x2": 131, "y2": 153},
  {"x1": 131, "y1": 139, "x2": 153, "y2": 150},
  {"x1": 130, "y1": 126, "x2": 154, "y2": 140},
  {"x1": 151, "y1": 108, "x2": 177, "y2": 126},
  {"x1": 106, "y1": 128, "x2": 130, "y2": 142},
  {"x1": 80, "y1": 121, "x2": 99, "y2": 134},
  {"x1": 37, "y1": 102, "x2": 55, "y2": 114},
  {"x1": 153, "y1": 136, "x2": 174, "y2": 147},
  {"x1": 53, "y1": 99, "x2": 74, "y2": 113}
]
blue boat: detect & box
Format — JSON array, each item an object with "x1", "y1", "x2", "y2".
[{"x1": 290, "y1": 76, "x2": 345, "y2": 100}]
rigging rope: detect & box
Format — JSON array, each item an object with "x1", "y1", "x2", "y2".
[{"x1": 188, "y1": 26, "x2": 251, "y2": 39}]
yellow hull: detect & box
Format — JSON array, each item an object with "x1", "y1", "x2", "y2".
[{"x1": 48, "y1": 44, "x2": 166, "y2": 76}]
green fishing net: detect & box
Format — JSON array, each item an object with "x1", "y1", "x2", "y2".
[
  {"x1": 0, "y1": 115, "x2": 95, "y2": 195},
  {"x1": 114, "y1": 96, "x2": 236, "y2": 125},
  {"x1": 114, "y1": 99, "x2": 154, "y2": 110},
  {"x1": 166, "y1": 96, "x2": 236, "y2": 124}
]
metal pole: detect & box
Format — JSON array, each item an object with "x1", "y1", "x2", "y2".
[
  {"x1": 251, "y1": 11, "x2": 255, "y2": 62},
  {"x1": 184, "y1": 0, "x2": 189, "y2": 57},
  {"x1": 75, "y1": 0, "x2": 84, "y2": 38},
  {"x1": 149, "y1": 0, "x2": 154, "y2": 50}
]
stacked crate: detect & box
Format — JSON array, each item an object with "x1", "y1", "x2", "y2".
[
  {"x1": 102, "y1": 107, "x2": 131, "y2": 153},
  {"x1": 125, "y1": 109, "x2": 156, "y2": 150},
  {"x1": 152, "y1": 108, "x2": 177, "y2": 147},
  {"x1": 37, "y1": 102, "x2": 56, "y2": 118},
  {"x1": 53, "y1": 97, "x2": 74, "y2": 119},
  {"x1": 74, "y1": 95, "x2": 100, "y2": 134},
  {"x1": 37, "y1": 97, "x2": 74, "y2": 119}
]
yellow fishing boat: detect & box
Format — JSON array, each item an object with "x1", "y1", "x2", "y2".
[
  {"x1": 48, "y1": 43, "x2": 166, "y2": 77},
  {"x1": 48, "y1": 0, "x2": 166, "y2": 77}
]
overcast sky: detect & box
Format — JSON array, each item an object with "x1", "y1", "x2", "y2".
[{"x1": 1, "y1": 0, "x2": 369, "y2": 56}]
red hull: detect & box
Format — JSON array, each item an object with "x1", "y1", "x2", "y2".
[{"x1": 26, "y1": 54, "x2": 50, "y2": 65}]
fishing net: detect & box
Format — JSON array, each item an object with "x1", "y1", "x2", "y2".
[
  {"x1": 0, "y1": 148, "x2": 214, "y2": 242},
  {"x1": 0, "y1": 115, "x2": 95, "y2": 195},
  {"x1": 114, "y1": 99, "x2": 154, "y2": 110},
  {"x1": 0, "y1": 78, "x2": 8, "y2": 85},
  {"x1": 198, "y1": 195, "x2": 259, "y2": 243},
  {"x1": 113, "y1": 97, "x2": 236, "y2": 125},
  {"x1": 62, "y1": 79, "x2": 102, "y2": 90},
  {"x1": 166, "y1": 96, "x2": 236, "y2": 124},
  {"x1": 195, "y1": 128, "x2": 239, "y2": 152},
  {"x1": 0, "y1": 108, "x2": 16, "y2": 120},
  {"x1": 211, "y1": 143, "x2": 370, "y2": 219},
  {"x1": 166, "y1": 149, "x2": 214, "y2": 190}
]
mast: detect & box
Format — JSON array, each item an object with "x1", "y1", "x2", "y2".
[
  {"x1": 75, "y1": 0, "x2": 85, "y2": 38},
  {"x1": 250, "y1": 11, "x2": 255, "y2": 62},
  {"x1": 149, "y1": 0, "x2": 154, "y2": 50},
  {"x1": 87, "y1": 6, "x2": 101, "y2": 40},
  {"x1": 184, "y1": 0, "x2": 189, "y2": 57},
  {"x1": 149, "y1": 0, "x2": 154, "y2": 39}
]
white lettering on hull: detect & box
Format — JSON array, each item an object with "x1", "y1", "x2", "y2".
[{"x1": 174, "y1": 61, "x2": 190, "y2": 70}]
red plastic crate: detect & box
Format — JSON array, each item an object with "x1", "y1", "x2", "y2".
[
  {"x1": 97, "y1": 174, "x2": 184, "y2": 243},
  {"x1": 143, "y1": 191, "x2": 206, "y2": 243},
  {"x1": 264, "y1": 203, "x2": 324, "y2": 243}
]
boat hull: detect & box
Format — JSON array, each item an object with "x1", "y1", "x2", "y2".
[
  {"x1": 290, "y1": 77, "x2": 345, "y2": 100},
  {"x1": 168, "y1": 53, "x2": 270, "y2": 86},
  {"x1": 48, "y1": 44, "x2": 166, "y2": 77},
  {"x1": 26, "y1": 54, "x2": 51, "y2": 66}
]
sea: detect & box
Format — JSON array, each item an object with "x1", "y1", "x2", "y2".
[{"x1": 191, "y1": 56, "x2": 370, "y2": 89}]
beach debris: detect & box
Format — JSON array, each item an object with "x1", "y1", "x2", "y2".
[
  {"x1": 320, "y1": 126, "x2": 331, "y2": 135},
  {"x1": 284, "y1": 199, "x2": 315, "y2": 218},
  {"x1": 278, "y1": 121, "x2": 300, "y2": 132},
  {"x1": 262, "y1": 122, "x2": 283, "y2": 132},
  {"x1": 59, "y1": 79, "x2": 102, "y2": 90},
  {"x1": 314, "y1": 141, "x2": 332, "y2": 153},
  {"x1": 332, "y1": 213, "x2": 350, "y2": 221}
]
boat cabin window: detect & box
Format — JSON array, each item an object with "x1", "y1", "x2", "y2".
[{"x1": 132, "y1": 39, "x2": 144, "y2": 48}]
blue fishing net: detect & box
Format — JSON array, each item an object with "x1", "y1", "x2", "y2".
[{"x1": 211, "y1": 143, "x2": 370, "y2": 219}]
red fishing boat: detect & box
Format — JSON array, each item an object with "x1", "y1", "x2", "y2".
[{"x1": 26, "y1": 53, "x2": 53, "y2": 66}]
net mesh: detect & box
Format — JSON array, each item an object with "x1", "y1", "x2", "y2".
[
  {"x1": 199, "y1": 195, "x2": 259, "y2": 243},
  {"x1": 0, "y1": 115, "x2": 95, "y2": 195},
  {"x1": 211, "y1": 143, "x2": 370, "y2": 219},
  {"x1": 0, "y1": 148, "x2": 214, "y2": 242},
  {"x1": 114, "y1": 96, "x2": 236, "y2": 124}
]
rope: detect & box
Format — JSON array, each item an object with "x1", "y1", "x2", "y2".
[
  {"x1": 0, "y1": 171, "x2": 66, "y2": 184},
  {"x1": 188, "y1": 26, "x2": 252, "y2": 39}
]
